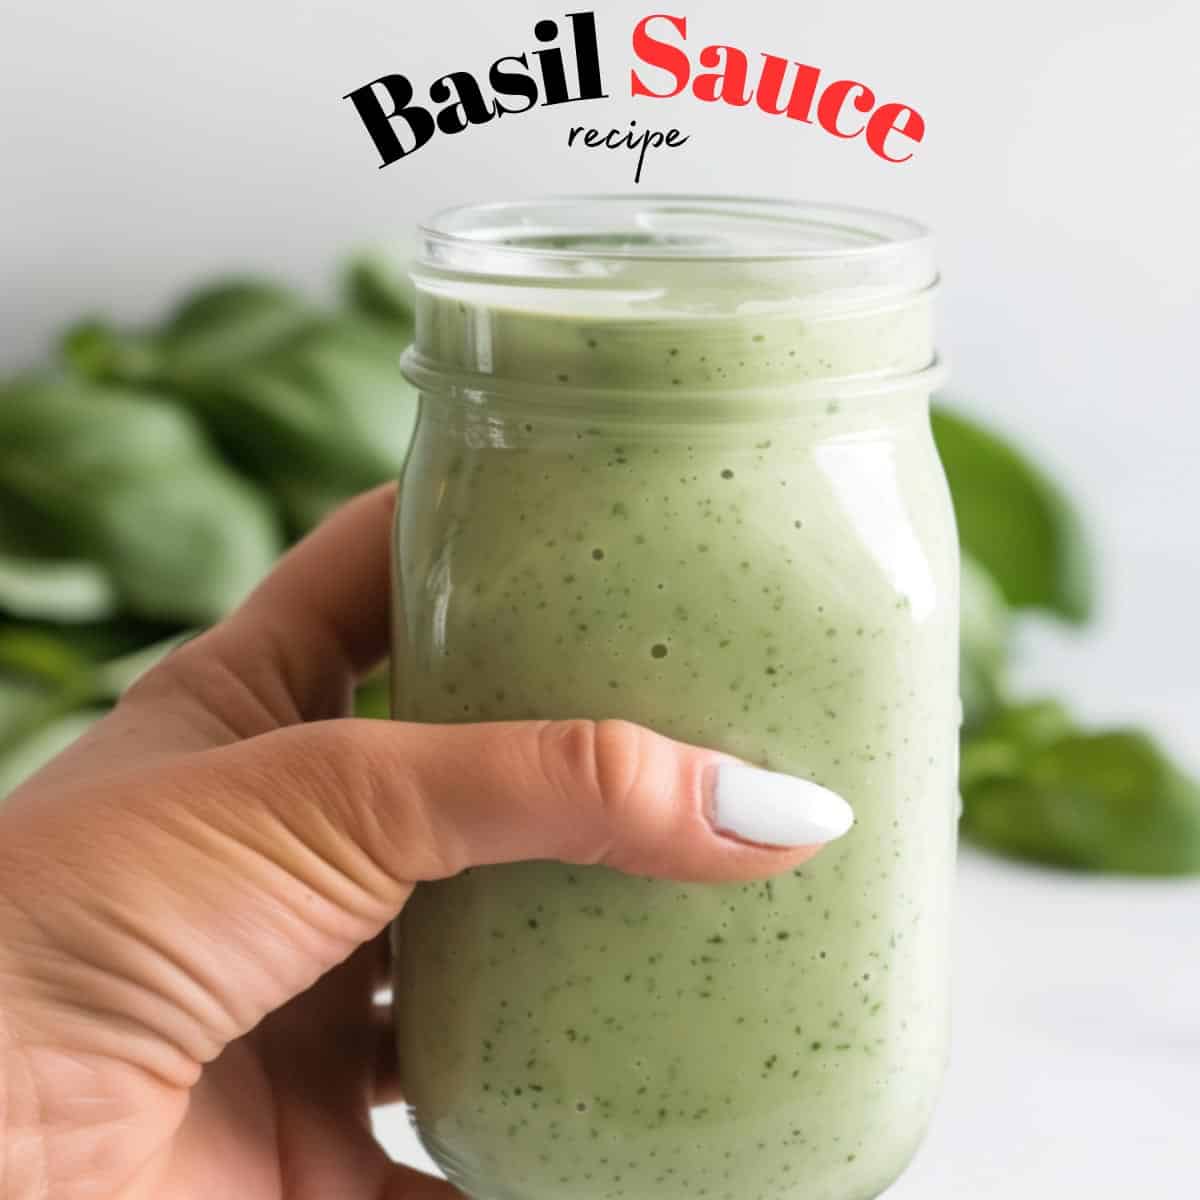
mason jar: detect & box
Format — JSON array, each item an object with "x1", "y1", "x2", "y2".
[{"x1": 390, "y1": 196, "x2": 959, "y2": 1200}]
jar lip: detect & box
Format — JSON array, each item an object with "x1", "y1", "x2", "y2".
[
  {"x1": 400, "y1": 344, "x2": 949, "y2": 414},
  {"x1": 419, "y1": 194, "x2": 932, "y2": 266}
]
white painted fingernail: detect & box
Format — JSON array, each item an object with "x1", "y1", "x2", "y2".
[{"x1": 707, "y1": 763, "x2": 854, "y2": 847}]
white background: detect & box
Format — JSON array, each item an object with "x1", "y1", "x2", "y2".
[{"x1": 3, "y1": 1, "x2": 1198, "y2": 1196}]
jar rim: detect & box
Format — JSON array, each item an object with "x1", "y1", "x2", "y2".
[
  {"x1": 412, "y1": 195, "x2": 937, "y2": 316},
  {"x1": 419, "y1": 194, "x2": 931, "y2": 265}
]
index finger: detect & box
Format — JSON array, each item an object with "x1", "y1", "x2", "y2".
[{"x1": 203, "y1": 482, "x2": 397, "y2": 722}]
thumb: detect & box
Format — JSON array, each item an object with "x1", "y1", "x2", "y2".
[
  {"x1": 225, "y1": 714, "x2": 853, "y2": 886},
  {"x1": 0, "y1": 714, "x2": 851, "y2": 1074}
]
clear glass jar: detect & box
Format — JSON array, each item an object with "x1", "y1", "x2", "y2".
[{"x1": 391, "y1": 197, "x2": 959, "y2": 1200}]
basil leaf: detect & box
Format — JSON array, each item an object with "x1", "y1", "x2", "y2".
[
  {"x1": 64, "y1": 281, "x2": 316, "y2": 387},
  {"x1": 0, "y1": 377, "x2": 284, "y2": 624},
  {"x1": 168, "y1": 317, "x2": 417, "y2": 531},
  {"x1": 61, "y1": 320, "x2": 162, "y2": 386},
  {"x1": 0, "y1": 481, "x2": 118, "y2": 625},
  {"x1": 0, "y1": 623, "x2": 189, "y2": 801},
  {"x1": 961, "y1": 710, "x2": 1200, "y2": 875},
  {"x1": 353, "y1": 671, "x2": 392, "y2": 720},
  {"x1": 160, "y1": 280, "x2": 318, "y2": 377},
  {"x1": 0, "y1": 617, "x2": 174, "y2": 669},
  {"x1": 0, "y1": 675, "x2": 50, "y2": 736},
  {"x1": 959, "y1": 698, "x2": 1074, "y2": 790},
  {"x1": 64, "y1": 277, "x2": 417, "y2": 534},
  {"x1": 0, "y1": 659, "x2": 100, "y2": 782},
  {"x1": 343, "y1": 252, "x2": 416, "y2": 330},
  {"x1": 0, "y1": 627, "x2": 95, "y2": 687},
  {"x1": 932, "y1": 404, "x2": 1094, "y2": 623},
  {"x1": 0, "y1": 554, "x2": 118, "y2": 623}
]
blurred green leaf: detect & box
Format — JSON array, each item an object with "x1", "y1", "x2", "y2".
[
  {"x1": 64, "y1": 278, "x2": 416, "y2": 535},
  {"x1": 353, "y1": 670, "x2": 392, "y2": 719},
  {"x1": 0, "y1": 627, "x2": 94, "y2": 686},
  {"x1": 932, "y1": 404, "x2": 1094, "y2": 623},
  {"x1": 343, "y1": 253, "x2": 416, "y2": 330},
  {"x1": 0, "y1": 617, "x2": 175, "y2": 666},
  {"x1": 0, "y1": 377, "x2": 284, "y2": 624},
  {"x1": 959, "y1": 555, "x2": 1010, "y2": 731},
  {"x1": 0, "y1": 675, "x2": 49, "y2": 734},
  {"x1": 0, "y1": 624, "x2": 182, "y2": 697},
  {"x1": 0, "y1": 706, "x2": 109, "y2": 801},
  {"x1": 62, "y1": 320, "x2": 161, "y2": 385},
  {"x1": 0, "y1": 553, "x2": 118, "y2": 623},
  {"x1": 163, "y1": 317, "x2": 417, "y2": 532},
  {"x1": 0, "y1": 662, "x2": 99, "y2": 771},
  {"x1": 961, "y1": 708, "x2": 1200, "y2": 875},
  {"x1": 64, "y1": 281, "x2": 316, "y2": 387},
  {"x1": 0, "y1": 628, "x2": 187, "y2": 800},
  {"x1": 159, "y1": 280, "x2": 318, "y2": 378},
  {"x1": 959, "y1": 698, "x2": 1075, "y2": 791},
  {"x1": 4, "y1": 263, "x2": 417, "y2": 801}
]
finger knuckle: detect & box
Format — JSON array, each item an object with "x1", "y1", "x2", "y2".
[
  {"x1": 303, "y1": 719, "x2": 383, "y2": 801},
  {"x1": 117, "y1": 640, "x2": 197, "y2": 708},
  {"x1": 541, "y1": 718, "x2": 647, "y2": 825},
  {"x1": 117, "y1": 632, "x2": 221, "y2": 712},
  {"x1": 325, "y1": 720, "x2": 461, "y2": 883}
]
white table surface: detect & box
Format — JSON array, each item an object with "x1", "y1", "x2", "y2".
[{"x1": 373, "y1": 847, "x2": 1200, "y2": 1198}]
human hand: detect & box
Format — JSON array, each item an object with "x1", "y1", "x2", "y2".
[{"x1": 0, "y1": 485, "x2": 851, "y2": 1200}]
